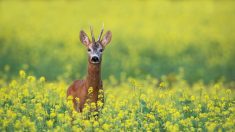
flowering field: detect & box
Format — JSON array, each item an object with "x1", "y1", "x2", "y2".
[
  {"x1": 1, "y1": 0, "x2": 235, "y2": 131},
  {"x1": 0, "y1": 71, "x2": 234, "y2": 131}
]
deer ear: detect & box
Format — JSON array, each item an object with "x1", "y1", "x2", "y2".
[
  {"x1": 101, "y1": 31, "x2": 112, "y2": 47},
  {"x1": 80, "y1": 30, "x2": 90, "y2": 46}
]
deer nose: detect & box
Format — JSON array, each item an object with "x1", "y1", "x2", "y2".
[{"x1": 91, "y1": 56, "x2": 99, "y2": 62}]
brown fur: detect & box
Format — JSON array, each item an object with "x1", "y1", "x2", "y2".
[
  {"x1": 67, "y1": 26, "x2": 111, "y2": 112},
  {"x1": 67, "y1": 61, "x2": 103, "y2": 112}
]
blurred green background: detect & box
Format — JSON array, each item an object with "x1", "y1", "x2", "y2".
[{"x1": 0, "y1": 0, "x2": 234, "y2": 84}]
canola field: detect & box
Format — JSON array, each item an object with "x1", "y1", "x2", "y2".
[
  {"x1": 0, "y1": 0, "x2": 235, "y2": 131},
  {"x1": 0, "y1": 71, "x2": 234, "y2": 131}
]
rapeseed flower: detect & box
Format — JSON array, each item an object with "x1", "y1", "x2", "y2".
[
  {"x1": 0, "y1": 70, "x2": 234, "y2": 131},
  {"x1": 46, "y1": 120, "x2": 54, "y2": 128}
]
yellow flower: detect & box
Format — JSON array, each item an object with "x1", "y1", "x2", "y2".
[
  {"x1": 125, "y1": 119, "x2": 132, "y2": 128},
  {"x1": 190, "y1": 95, "x2": 195, "y2": 101},
  {"x1": 39, "y1": 76, "x2": 46, "y2": 83},
  {"x1": 57, "y1": 114, "x2": 64, "y2": 122},
  {"x1": 97, "y1": 101, "x2": 103, "y2": 108},
  {"x1": 83, "y1": 120, "x2": 92, "y2": 128},
  {"x1": 67, "y1": 95, "x2": 73, "y2": 100},
  {"x1": 117, "y1": 110, "x2": 124, "y2": 119},
  {"x1": 183, "y1": 106, "x2": 189, "y2": 111},
  {"x1": 27, "y1": 76, "x2": 36, "y2": 82},
  {"x1": 214, "y1": 107, "x2": 220, "y2": 113},
  {"x1": 37, "y1": 116, "x2": 43, "y2": 121},
  {"x1": 140, "y1": 94, "x2": 147, "y2": 101},
  {"x1": 173, "y1": 111, "x2": 181, "y2": 119},
  {"x1": 46, "y1": 120, "x2": 54, "y2": 128},
  {"x1": 88, "y1": 87, "x2": 93, "y2": 94},
  {"x1": 50, "y1": 112, "x2": 56, "y2": 118},
  {"x1": 203, "y1": 95, "x2": 209, "y2": 102},
  {"x1": 75, "y1": 97, "x2": 80, "y2": 103},
  {"x1": 206, "y1": 122, "x2": 217, "y2": 131},
  {"x1": 0, "y1": 109, "x2": 3, "y2": 115},
  {"x1": 14, "y1": 120, "x2": 21, "y2": 129},
  {"x1": 93, "y1": 121, "x2": 99, "y2": 127},
  {"x1": 66, "y1": 100, "x2": 74, "y2": 110},
  {"x1": 159, "y1": 93, "x2": 165, "y2": 98},
  {"x1": 165, "y1": 121, "x2": 172, "y2": 129},
  {"x1": 102, "y1": 124, "x2": 110, "y2": 131},
  {"x1": 19, "y1": 70, "x2": 26, "y2": 78},
  {"x1": 146, "y1": 113, "x2": 155, "y2": 120},
  {"x1": 91, "y1": 102, "x2": 96, "y2": 109},
  {"x1": 6, "y1": 110, "x2": 16, "y2": 119},
  {"x1": 98, "y1": 94, "x2": 104, "y2": 99},
  {"x1": 160, "y1": 82, "x2": 165, "y2": 88},
  {"x1": 99, "y1": 89, "x2": 104, "y2": 93},
  {"x1": 9, "y1": 80, "x2": 17, "y2": 88}
]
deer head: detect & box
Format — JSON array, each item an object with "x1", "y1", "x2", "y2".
[{"x1": 80, "y1": 26, "x2": 112, "y2": 64}]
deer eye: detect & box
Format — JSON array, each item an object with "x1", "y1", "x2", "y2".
[
  {"x1": 99, "y1": 49, "x2": 103, "y2": 52},
  {"x1": 88, "y1": 48, "x2": 91, "y2": 52}
]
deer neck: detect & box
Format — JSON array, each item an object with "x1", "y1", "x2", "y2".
[{"x1": 86, "y1": 62, "x2": 101, "y2": 91}]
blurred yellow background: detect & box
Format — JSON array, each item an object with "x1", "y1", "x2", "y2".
[{"x1": 0, "y1": 0, "x2": 235, "y2": 83}]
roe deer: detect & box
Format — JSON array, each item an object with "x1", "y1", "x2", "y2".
[{"x1": 67, "y1": 26, "x2": 112, "y2": 112}]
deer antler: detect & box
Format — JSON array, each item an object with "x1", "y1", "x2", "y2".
[
  {"x1": 90, "y1": 26, "x2": 95, "y2": 43},
  {"x1": 98, "y1": 24, "x2": 104, "y2": 41}
]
